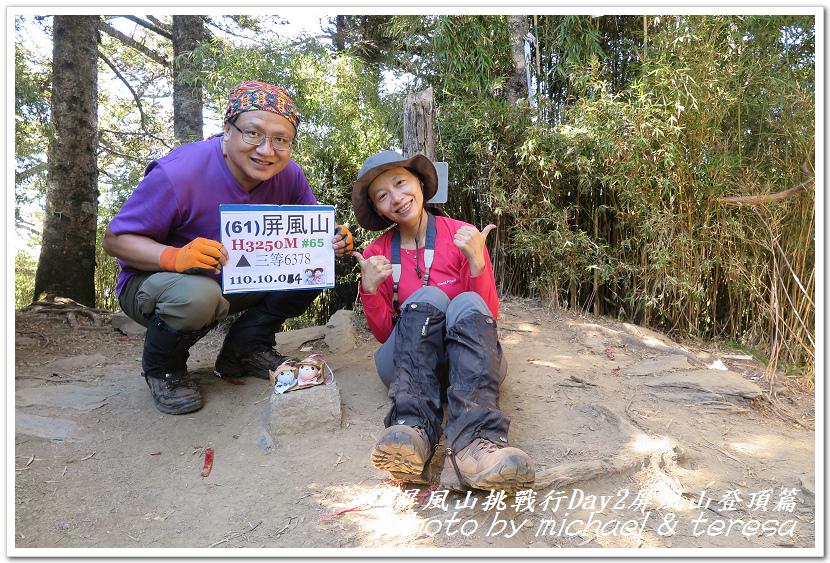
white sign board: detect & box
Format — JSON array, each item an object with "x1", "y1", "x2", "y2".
[{"x1": 219, "y1": 204, "x2": 336, "y2": 293}]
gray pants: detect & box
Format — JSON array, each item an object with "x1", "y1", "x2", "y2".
[
  {"x1": 374, "y1": 287, "x2": 508, "y2": 387},
  {"x1": 119, "y1": 272, "x2": 267, "y2": 331}
]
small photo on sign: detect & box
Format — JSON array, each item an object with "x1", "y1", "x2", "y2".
[{"x1": 304, "y1": 267, "x2": 327, "y2": 285}]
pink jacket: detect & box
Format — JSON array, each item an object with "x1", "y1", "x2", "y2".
[{"x1": 358, "y1": 216, "x2": 499, "y2": 343}]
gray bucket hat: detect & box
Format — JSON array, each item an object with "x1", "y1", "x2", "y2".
[{"x1": 352, "y1": 151, "x2": 438, "y2": 231}]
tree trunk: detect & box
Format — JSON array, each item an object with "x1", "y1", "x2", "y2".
[
  {"x1": 172, "y1": 15, "x2": 204, "y2": 144},
  {"x1": 334, "y1": 15, "x2": 346, "y2": 52},
  {"x1": 33, "y1": 15, "x2": 99, "y2": 307},
  {"x1": 402, "y1": 87, "x2": 436, "y2": 160},
  {"x1": 506, "y1": 15, "x2": 530, "y2": 105},
  {"x1": 403, "y1": 87, "x2": 445, "y2": 216}
]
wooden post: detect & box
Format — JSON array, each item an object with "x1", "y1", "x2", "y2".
[
  {"x1": 402, "y1": 87, "x2": 435, "y2": 160},
  {"x1": 402, "y1": 87, "x2": 446, "y2": 212}
]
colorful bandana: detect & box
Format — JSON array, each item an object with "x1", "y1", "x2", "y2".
[{"x1": 224, "y1": 81, "x2": 300, "y2": 130}]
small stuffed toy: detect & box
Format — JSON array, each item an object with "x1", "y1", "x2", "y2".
[
  {"x1": 270, "y1": 361, "x2": 298, "y2": 394},
  {"x1": 270, "y1": 355, "x2": 333, "y2": 395},
  {"x1": 295, "y1": 356, "x2": 325, "y2": 387}
]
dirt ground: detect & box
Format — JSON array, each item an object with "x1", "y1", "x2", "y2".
[{"x1": 12, "y1": 296, "x2": 818, "y2": 555}]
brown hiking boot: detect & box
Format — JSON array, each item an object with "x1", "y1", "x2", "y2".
[
  {"x1": 371, "y1": 425, "x2": 434, "y2": 484},
  {"x1": 144, "y1": 372, "x2": 202, "y2": 415},
  {"x1": 441, "y1": 438, "x2": 535, "y2": 492},
  {"x1": 214, "y1": 347, "x2": 296, "y2": 380}
]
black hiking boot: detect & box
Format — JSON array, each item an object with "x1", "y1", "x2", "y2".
[
  {"x1": 214, "y1": 346, "x2": 296, "y2": 380},
  {"x1": 141, "y1": 314, "x2": 211, "y2": 415},
  {"x1": 214, "y1": 289, "x2": 321, "y2": 380},
  {"x1": 144, "y1": 371, "x2": 202, "y2": 415}
]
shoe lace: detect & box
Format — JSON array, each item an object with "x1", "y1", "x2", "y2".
[
  {"x1": 470, "y1": 439, "x2": 500, "y2": 461},
  {"x1": 164, "y1": 372, "x2": 194, "y2": 389},
  {"x1": 446, "y1": 438, "x2": 501, "y2": 489}
]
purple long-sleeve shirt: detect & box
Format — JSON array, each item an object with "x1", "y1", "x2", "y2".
[{"x1": 108, "y1": 136, "x2": 317, "y2": 296}]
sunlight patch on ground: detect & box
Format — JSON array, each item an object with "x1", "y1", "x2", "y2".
[
  {"x1": 526, "y1": 358, "x2": 563, "y2": 368},
  {"x1": 318, "y1": 481, "x2": 429, "y2": 547},
  {"x1": 627, "y1": 436, "x2": 689, "y2": 515},
  {"x1": 728, "y1": 441, "x2": 763, "y2": 456},
  {"x1": 629, "y1": 434, "x2": 675, "y2": 455}
]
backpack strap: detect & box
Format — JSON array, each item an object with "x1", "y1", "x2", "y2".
[{"x1": 390, "y1": 212, "x2": 437, "y2": 325}]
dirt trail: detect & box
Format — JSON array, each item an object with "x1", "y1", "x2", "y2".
[{"x1": 12, "y1": 297, "x2": 817, "y2": 553}]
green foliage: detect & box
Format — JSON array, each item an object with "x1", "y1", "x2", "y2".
[
  {"x1": 93, "y1": 16, "x2": 178, "y2": 309},
  {"x1": 386, "y1": 14, "x2": 814, "y2": 378},
  {"x1": 15, "y1": 250, "x2": 38, "y2": 308},
  {"x1": 95, "y1": 223, "x2": 122, "y2": 311},
  {"x1": 16, "y1": 13, "x2": 815, "y2": 381},
  {"x1": 546, "y1": 15, "x2": 814, "y2": 373},
  {"x1": 14, "y1": 16, "x2": 52, "y2": 242},
  {"x1": 389, "y1": 15, "x2": 513, "y2": 99},
  {"x1": 288, "y1": 50, "x2": 401, "y2": 321}
]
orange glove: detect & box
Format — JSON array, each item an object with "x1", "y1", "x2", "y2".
[
  {"x1": 159, "y1": 238, "x2": 224, "y2": 275},
  {"x1": 335, "y1": 225, "x2": 354, "y2": 253}
]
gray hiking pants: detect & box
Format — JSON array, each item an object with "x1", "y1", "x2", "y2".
[
  {"x1": 374, "y1": 286, "x2": 510, "y2": 451},
  {"x1": 119, "y1": 272, "x2": 320, "y2": 331}
]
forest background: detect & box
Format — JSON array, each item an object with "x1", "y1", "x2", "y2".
[{"x1": 12, "y1": 11, "x2": 818, "y2": 385}]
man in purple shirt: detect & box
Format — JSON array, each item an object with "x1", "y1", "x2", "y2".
[{"x1": 103, "y1": 82, "x2": 352, "y2": 415}]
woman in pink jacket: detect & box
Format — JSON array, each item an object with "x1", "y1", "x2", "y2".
[{"x1": 350, "y1": 151, "x2": 534, "y2": 492}]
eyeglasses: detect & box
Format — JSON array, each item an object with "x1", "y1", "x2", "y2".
[{"x1": 230, "y1": 120, "x2": 295, "y2": 151}]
